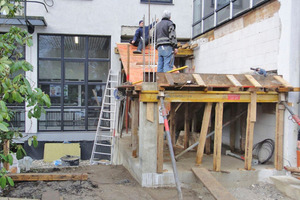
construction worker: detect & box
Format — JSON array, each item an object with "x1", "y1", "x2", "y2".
[
  {"x1": 156, "y1": 10, "x2": 178, "y2": 72},
  {"x1": 130, "y1": 20, "x2": 156, "y2": 54}
]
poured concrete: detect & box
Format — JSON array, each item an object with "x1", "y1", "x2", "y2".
[{"x1": 116, "y1": 135, "x2": 286, "y2": 188}]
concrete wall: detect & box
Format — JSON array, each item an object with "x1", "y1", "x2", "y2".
[
  {"x1": 277, "y1": 0, "x2": 300, "y2": 167},
  {"x1": 192, "y1": 0, "x2": 300, "y2": 166}
]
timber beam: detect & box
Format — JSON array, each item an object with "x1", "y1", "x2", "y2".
[{"x1": 140, "y1": 91, "x2": 279, "y2": 103}]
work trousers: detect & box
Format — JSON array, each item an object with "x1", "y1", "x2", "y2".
[{"x1": 157, "y1": 45, "x2": 174, "y2": 72}]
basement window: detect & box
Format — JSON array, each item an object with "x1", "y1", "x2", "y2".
[
  {"x1": 140, "y1": 0, "x2": 173, "y2": 4},
  {"x1": 192, "y1": 0, "x2": 271, "y2": 38}
]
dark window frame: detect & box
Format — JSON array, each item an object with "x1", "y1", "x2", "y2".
[
  {"x1": 141, "y1": 0, "x2": 173, "y2": 4},
  {"x1": 192, "y1": 0, "x2": 271, "y2": 39},
  {"x1": 37, "y1": 34, "x2": 111, "y2": 132}
]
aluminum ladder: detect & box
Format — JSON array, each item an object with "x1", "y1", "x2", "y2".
[{"x1": 90, "y1": 70, "x2": 119, "y2": 165}]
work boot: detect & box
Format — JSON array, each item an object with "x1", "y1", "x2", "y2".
[{"x1": 133, "y1": 50, "x2": 142, "y2": 54}]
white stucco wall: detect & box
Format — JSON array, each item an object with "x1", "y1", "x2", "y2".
[
  {"x1": 193, "y1": 15, "x2": 281, "y2": 74},
  {"x1": 277, "y1": 0, "x2": 300, "y2": 167},
  {"x1": 5, "y1": 0, "x2": 192, "y2": 137}
]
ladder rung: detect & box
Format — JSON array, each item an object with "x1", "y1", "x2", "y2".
[
  {"x1": 93, "y1": 152, "x2": 111, "y2": 156},
  {"x1": 100, "y1": 118, "x2": 114, "y2": 121},
  {"x1": 96, "y1": 134, "x2": 113, "y2": 138},
  {"x1": 98, "y1": 126, "x2": 112, "y2": 130},
  {"x1": 103, "y1": 103, "x2": 116, "y2": 106},
  {"x1": 95, "y1": 143, "x2": 112, "y2": 147},
  {"x1": 102, "y1": 110, "x2": 115, "y2": 113}
]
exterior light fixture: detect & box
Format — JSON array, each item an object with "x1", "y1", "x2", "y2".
[{"x1": 74, "y1": 36, "x2": 79, "y2": 44}]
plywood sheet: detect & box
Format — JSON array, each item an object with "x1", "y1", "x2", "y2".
[{"x1": 44, "y1": 143, "x2": 80, "y2": 162}]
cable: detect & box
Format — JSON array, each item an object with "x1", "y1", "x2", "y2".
[
  {"x1": 252, "y1": 139, "x2": 275, "y2": 164},
  {"x1": 44, "y1": 0, "x2": 54, "y2": 7}
]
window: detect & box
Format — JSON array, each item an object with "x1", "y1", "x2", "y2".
[
  {"x1": 38, "y1": 34, "x2": 110, "y2": 131},
  {"x1": 141, "y1": 0, "x2": 172, "y2": 4},
  {"x1": 192, "y1": 0, "x2": 271, "y2": 38}
]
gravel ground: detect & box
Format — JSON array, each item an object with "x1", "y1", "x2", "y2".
[{"x1": 0, "y1": 159, "x2": 295, "y2": 200}]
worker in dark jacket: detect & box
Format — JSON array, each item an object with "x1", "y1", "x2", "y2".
[
  {"x1": 155, "y1": 10, "x2": 178, "y2": 72},
  {"x1": 130, "y1": 20, "x2": 156, "y2": 54}
]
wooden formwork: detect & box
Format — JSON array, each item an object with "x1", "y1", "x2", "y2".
[{"x1": 119, "y1": 72, "x2": 297, "y2": 173}]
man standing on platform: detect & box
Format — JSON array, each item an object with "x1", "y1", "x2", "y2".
[{"x1": 156, "y1": 10, "x2": 178, "y2": 72}]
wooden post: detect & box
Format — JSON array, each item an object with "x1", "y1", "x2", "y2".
[
  {"x1": 230, "y1": 104, "x2": 237, "y2": 152},
  {"x1": 131, "y1": 98, "x2": 139, "y2": 158},
  {"x1": 184, "y1": 103, "x2": 190, "y2": 149},
  {"x1": 240, "y1": 103, "x2": 246, "y2": 152},
  {"x1": 275, "y1": 103, "x2": 284, "y2": 170},
  {"x1": 205, "y1": 121, "x2": 212, "y2": 155},
  {"x1": 244, "y1": 92, "x2": 257, "y2": 170},
  {"x1": 213, "y1": 102, "x2": 223, "y2": 172},
  {"x1": 3, "y1": 139, "x2": 10, "y2": 170},
  {"x1": 157, "y1": 101, "x2": 164, "y2": 173},
  {"x1": 170, "y1": 103, "x2": 176, "y2": 149},
  {"x1": 196, "y1": 102, "x2": 212, "y2": 165},
  {"x1": 127, "y1": 44, "x2": 130, "y2": 82}
]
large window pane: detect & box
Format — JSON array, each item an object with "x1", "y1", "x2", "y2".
[
  {"x1": 217, "y1": 0, "x2": 229, "y2": 9},
  {"x1": 39, "y1": 110, "x2": 61, "y2": 131},
  {"x1": 253, "y1": 0, "x2": 266, "y2": 6},
  {"x1": 88, "y1": 37, "x2": 110, "y2": 59},
  {"x1": 64, "y1": 85, "x2": 85, "y2": 107},
  {"x1": 193, "y1": 0, "x2": 202, "y2": 23},
  {"x1": 233, "y1": 0, "x2": 250, "y2": 16},
  {"x1": 64, "y1": 36, "x2": 85, "y2": 58},
  {"x1": 88, "y1": 62, "x2": 109, "y2": 82},
  {"x1": 204, "y1": 1, "x2": 214, "y2": 16},
  {"x1": 39, "y1": 35, "x2": 61, "y2": 58},
  {"x1": 63, "y1": 109, "x2": 85, "y2": 130},
  {"x1": 217, "y1": 5, "x2": 230, "y2": 25},
  {"x1": 88, "y1": 108, "x2": 100, "y2": 130},
  {"x1": 65, "y1": 62, "x2": 84, "y2": 81},
  {"x1": 193, "y1": 22, "x2": 202, "y2": 37},
  {"x1": 88, "y1": 84, "x2": 105, "y2": 106},
  {"x1": 203, "y1": 15, "x2": 214, "y2": 32},
  {"x1": 7, "y1": 108, "x2": 25, "y2": 132},
  {"x1": 40, "y1": 84, "x2": 61, "y2": 106},
  {"x1": 39, "y1": 60, "x2": 61, "y2": 82}
]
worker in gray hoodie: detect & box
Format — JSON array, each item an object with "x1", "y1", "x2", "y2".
[{"x1": 155, "y1": 10, "x2": 178, "y2": 72}]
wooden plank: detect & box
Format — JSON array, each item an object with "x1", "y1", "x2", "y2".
[
  {"x1": 275, "y1": 103, "x2": 284, "y2": 170},
  {"x1": 184, "y1": 103, "x2": 190, "y2": 149},
  {"x1": 192, "y1": 74, "x2": 206, "y2": 86},
  {"x1": 230, "y1": 104, "x2": 237, "y2": 151},
  {"x1": 250, "y1": 92, "x2": 257, "y2": 122},
  {"x1": 192, "y1": 168, "x2": 237, "y2": 200},
  {"x1": 196, "y1": 102, "x2": 213, "y2": 164},
  {"x1": 170, "y1": 103, "x2": 176, "y2": 148},
  {"x1": 213, "y1": 102, "x2": 223, "y2": 172},
  {"x1": 9, "y1": 173, "x2": 88, "y2": 182},
  {"x1": 146, "y1": 102, "x2": 154, "y2": 122},
  {"x1": 274, "y1": 75, "x2": 293, "y2": 87},
  {"x1": 245, "y1": 75, "x2": 262, "y2": 88},
  {"x1": 226, "y1": 75, "x2": 242, "y2": 87},
  {"x1": 127, "y1": 44, "x2": 130, "y2": 82},
  {"x1": 157, "y1": 101, "x2": 164, "y2": 173},
  {"x1": 244, "y1": 101, "x2": 256, "y2": 170},
  {"x1": 165, "y1": 73, "x2": 175, "y2": 85},
  {"x1": 131, "y1": 98, "x2": 139, "y2": 158}
]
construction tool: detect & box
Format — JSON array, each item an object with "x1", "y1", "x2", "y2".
[
  {"x1": 225, "y1": 150, "x2": 258, "y2": 165},
  {"x1": 281, "y1": 101, "x2": 300, "y2": 126},
  {"x1": 158, "y1": 91, "x2": 183, "y2": 200}
]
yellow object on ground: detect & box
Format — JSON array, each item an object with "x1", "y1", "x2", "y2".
[{"x1": 44, "y1": 143, "x2": 80, "y2": 162}]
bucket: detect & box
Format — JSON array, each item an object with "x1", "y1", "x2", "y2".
[{"x1": 60, "y1": 155, "x2": 80, "y2": 166}]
